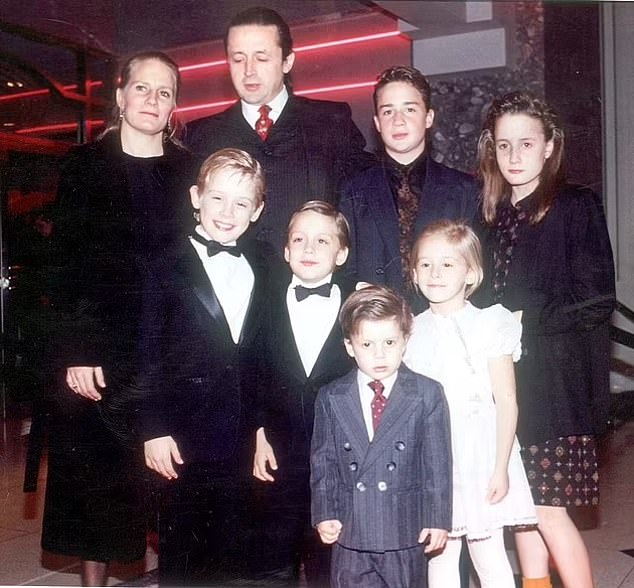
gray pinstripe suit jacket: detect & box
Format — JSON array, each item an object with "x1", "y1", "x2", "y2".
[{"x1": 310, "y1": 364, "x2": 452, "y2": 552}]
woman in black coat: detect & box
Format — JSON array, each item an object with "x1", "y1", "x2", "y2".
[
  {"x1": 476, "y1": 92, "x2": 615, "y2": 588},
  {"x1": 43, "y1": 51, "x2": 196, "y2": 586}
]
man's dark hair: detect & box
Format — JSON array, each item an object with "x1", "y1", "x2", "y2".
[
  {"x1": 373, "y1": 66, "x2": 432, "y2": 113},
  {"x1": 224, "y1": 6, "x2": 293, "y2": 60}
]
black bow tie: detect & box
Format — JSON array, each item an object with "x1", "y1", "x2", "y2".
[
  {"x1": 191, "y1": 232, "x2": 242, "y2": 257},
  {"x1": 294, "y1": 283, "x2": 333, "y2": 302}
]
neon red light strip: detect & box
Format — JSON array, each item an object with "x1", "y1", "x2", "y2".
[
  {"x1": 294, "y1": 30, "x2": 400, "y2": 53},
  {"x1": 178, "y1": 30, "x2": 400, "y2": 73},
  {"x1": 0, "y1": 81, "x2": 103, "y2": 103},
  {"x1": 295, "y1": 80, "x2": 376, "y2": 96},
  {"x1": 15, "y1": 120, "x2": 105, "y2": 135}
]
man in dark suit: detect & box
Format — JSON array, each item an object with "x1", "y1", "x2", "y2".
[
  {"x1": 340, "y1": 66, "x2": 479, "y2": 306},
  {"x1": 310, "y1": 286, "x2": 452, "y2": 587},
  {"x1": 253, "y1": 201, "x2": 355, "y2": 585},
  {"x1": 186, "y1": 7, "x2": 375, "y2": 252},
  {"x1": 141, "y1": 149, "x2": 274, "y2": 586}
]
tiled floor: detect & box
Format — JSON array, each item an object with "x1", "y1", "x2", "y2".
[{"x1": 0, "y1": 399, "x2": 633, "y2": 587}]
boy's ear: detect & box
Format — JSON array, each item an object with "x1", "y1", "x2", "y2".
[
  {"x1": 250, "y1": 202, "x2": 264, "y2": 223},
  {"x1": 189, "y1": 185, "x2": 200, "y2": 209},
  {"x1": 343, "y1": 338, "x2": 355, "y2": 358},
  {"x1": 425, "y1": 108, "x2": 435, "y2": 129},
  {"x1": 283, "y1": 245, "x2": 290, "y2": 263},
  {"x1": 373, "y1": 114, "x2": 380, "y2": 134},
  {"x1": 466, "y1": 267, "x2": 476, "y2": 285},
  {"x1": 335, "y1": 247, "x2": 349, "y2": 267}
]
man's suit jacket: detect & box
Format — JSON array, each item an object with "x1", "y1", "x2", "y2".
[
  {"x1": 141, "y1": 239, "x2": 273, "y2": 469},
  {"x1": 260, "y1": 272, "x2": 356, "y2": 480},
  {"x1": 339, "y1": 157, "x2": 479, "y2": 296},
  {"x1": 186, "y1": 95, "x2": 376, "y2": 251},
  {"x1": 310, "y1": 365, "x2": 452, "y2": 552}
]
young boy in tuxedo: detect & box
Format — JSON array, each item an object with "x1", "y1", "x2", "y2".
[
  {"x1": 253, "y1": 200, "x2": 355, "y2": 585},
  {"x1": 141, "y1": 148, "x2": 272, "y2": 586},
  {"x1": 311, "y1": 285, "x2": 452, "y2": 588}
]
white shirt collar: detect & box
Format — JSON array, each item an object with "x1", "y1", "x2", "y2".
[
  {"x1": 289, "y1": 272, "x2": 333, "y2": 290},
  {"x1": 241, "y1": 85, "x2": 289, "y2": 128}
]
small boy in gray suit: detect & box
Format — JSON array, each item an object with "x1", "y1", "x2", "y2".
[{"x1": 310, "y1": 285, "x2": 452, "y2": 587}]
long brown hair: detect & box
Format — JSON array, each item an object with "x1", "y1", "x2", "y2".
[
  {"x1": 100, "y1": 51, "x2": 182, "y2": 142},
  {"x1": 477, "y1": 91, "x2": 565, "y2": 225}
]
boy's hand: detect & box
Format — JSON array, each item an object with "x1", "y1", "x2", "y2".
[
  {"x1": 418, "y1": 528, "x2": 448, "y2": 553},
  {"x1": 316, "y1": 519, "x2": 342, "y2": 544},
  {"x1": 486, "y1": 469, "x2": 509, "y2": 504},
  {"x1": 144, "y1": 436, "x2": 183, "y2": 480},
  {"x1": 253, "y1": 427, "x2": 278, "y2": 482}
]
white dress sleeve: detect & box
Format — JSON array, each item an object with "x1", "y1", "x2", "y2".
[{"x1": 481, "y1": 304, "x2": 522, "y2": 362}]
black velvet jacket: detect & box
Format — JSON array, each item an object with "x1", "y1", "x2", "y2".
[{"x1": 476, "y1": 185, "x2": 616, "y2": 445}]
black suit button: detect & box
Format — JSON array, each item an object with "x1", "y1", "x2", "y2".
[
  {"x1": 343, "y1": 442, "x2": 352, "y2": 451},
  {"x1": 375, "y1": 267, "x2": 385, "y2": 275},
  {"x1": 386, "y1": 462, "x2": 396, "y2": 471},
  {"x1": 349, "y1": 462, "x2": 358, "y2": 472},
  {"x1": 263, "y1": 147, "x2": 273, "y2": 156},
  {"x1": 395, "y1": 441, "x2": 405, "y2": 451}
]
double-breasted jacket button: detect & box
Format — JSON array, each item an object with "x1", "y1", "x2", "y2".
[
  {"x1": 375, "y1": 267, "x2": 385, "y2": 275},
  {"x1": 349, "y1": 462, "x2": 358, "y2": 472},
  {"x1": 343, "y1": 442, "x2": 352, "y2": 451},
  {"x1": 356, "y1": 481, "x2": 366, "y2": 492},
  {"x1": 386, "y1": 462, "x2": 396, "y2": 471},
  {"x1": 377, "y1": 481, "x2": 388, "y2": 491},
  {"x1": 395, "y1": 441, "x2": 406, "y2": 451}
]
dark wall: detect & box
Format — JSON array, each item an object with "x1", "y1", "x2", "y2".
[{"x1": 544, "y1": 2, "x2": 601, "y2": 190}]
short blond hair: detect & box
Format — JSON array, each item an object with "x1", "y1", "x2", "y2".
[
  {"x1": 286, "y1": 200, "x2": 350, "y2": 249},
  {"x1": 410, "y1": 220, "x2": 483, "y2": 298},
  {"x1": 196, "y1": 148, "x2": 265, "y2": 206}
]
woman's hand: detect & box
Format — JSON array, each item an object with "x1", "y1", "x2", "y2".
[{"x1": 66, "y1": 366, "x2": 106, "y2": 401}]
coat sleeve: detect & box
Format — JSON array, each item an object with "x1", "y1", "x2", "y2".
[
  {"x1": 310, "y1": 387, "x2": 341, "y2": 527},
  {"x1": 521, "y1": 189, "x2": 615, "y2": 336},
  {"x1": 420, "y1": 379, "x2": 452, "y2": 530},
  {"x1": 49, "y1": 146, "x2": 109, "y2": 368},
  {"x1": 338, "y1": 180, "x2": 361, "y2": 283},
  {"x1": 333, "y1": 103, "x2": 376, "y2": 194}
]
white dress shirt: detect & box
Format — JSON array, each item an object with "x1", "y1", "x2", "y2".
[
  {"x1": 189, "y1": 227, "x2": 254, "y2": 344},
  {"x1": 357, "y1": 370, "x2": 398, "y2": 441},
  {"x1": 241, "y1": 86, "x2": 289, "y2": 129},
  {"x1": 286, "y1": 273, "x2": 340, "y2": 377}
]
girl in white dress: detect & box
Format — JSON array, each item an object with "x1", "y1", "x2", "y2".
[{"x1": 404, "y1": 219, "x2": 536, "y2": 588}]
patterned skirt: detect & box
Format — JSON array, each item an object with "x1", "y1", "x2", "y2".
[{"x1": 520, "y1": 435, "x2": 599, "y2": 507}]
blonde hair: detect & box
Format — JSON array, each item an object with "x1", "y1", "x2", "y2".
[
  {"x1": 101, "y1": 51, "x2": 182, "y2": 142},
  {"x1": 196, "y1": 148, "x2": 265, "y2": 206},
  {"x1": 287, "y1": 200, "x2": 350, "y2": 249},
  {"x1": 410, "y1": 219, "x2": 483, "y2": 298}
]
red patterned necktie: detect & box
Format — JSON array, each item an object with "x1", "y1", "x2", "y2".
[
  {"x1": 255, "y1": 104, "x2": 273, "y2": 141},
  {"x1": 369, "y1": 380, "x2": 387, "y2": 433}
]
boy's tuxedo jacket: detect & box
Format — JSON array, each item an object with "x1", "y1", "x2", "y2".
[
  {"x1": 340, "y1": 157, "x2": 479, "y2": 297},
  {"x1": 141, "y1": 239, "x2": 274, "y2": 468},
  {"x1": 260, "y1": 271, "x2": 356, "y2": 478},
  {"x1": 311, "y1": 365, "x2": 452, "y2": 552}
]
